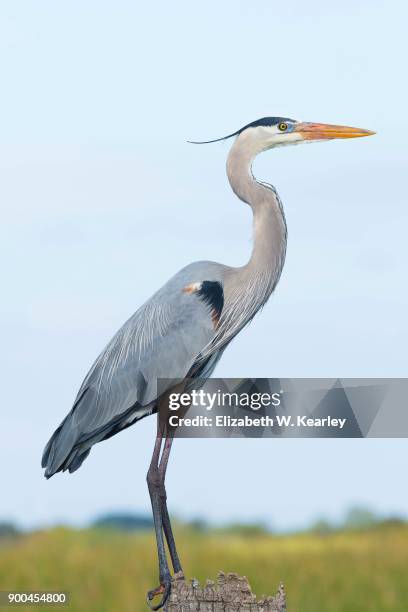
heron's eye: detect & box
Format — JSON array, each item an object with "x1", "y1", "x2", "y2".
[{"x1": 278, "y1": 122, "x2": 288, "y2": 132}]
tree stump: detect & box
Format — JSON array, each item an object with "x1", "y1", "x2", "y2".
[{"x1": 166, "y1": 571, "x2": 286, "y2": 611}]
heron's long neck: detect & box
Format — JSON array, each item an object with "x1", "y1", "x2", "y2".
[{"x1": 226, "y1": 135, "x2": 287, "y2": 303}]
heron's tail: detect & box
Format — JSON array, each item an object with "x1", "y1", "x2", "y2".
[
  {"x1": 42, "y1": 387, "x2": 155, "y2": 478},
  {"x1": 41, "y1": 414, "x2": 91, "y2": 479},
  {"x1": 41, "y1": 386, "x2": 91, "y2": 478}
]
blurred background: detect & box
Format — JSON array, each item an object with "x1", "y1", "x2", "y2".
[{"x1": 0, "y1": 1, "x2": 407, "y2": 610}]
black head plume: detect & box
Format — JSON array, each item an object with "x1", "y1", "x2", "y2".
[{"x1": 188, "y1": 116, "x2": 294, "y2": 144}]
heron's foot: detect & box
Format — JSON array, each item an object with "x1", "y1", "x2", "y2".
[{"x1": 146, "y1": 577, "x2": 171, "y2": 611}]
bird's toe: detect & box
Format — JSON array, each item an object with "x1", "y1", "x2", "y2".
[{"x1": 146, "y1": 577, "x2": 171, "y2": 610}]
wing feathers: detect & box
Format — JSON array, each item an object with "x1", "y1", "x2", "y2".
[{"x1": 42, "y1": 263, "x2": 225, "y2": 477}]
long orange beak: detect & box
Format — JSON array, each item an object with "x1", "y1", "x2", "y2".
[{"x1": 295, "y1": 122, "x2": 375, "y2": 140}]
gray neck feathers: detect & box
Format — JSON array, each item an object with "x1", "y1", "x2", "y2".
[
  {"x1": 226, "y1": 131, "x2": 287, "y2": 306},
  {"x1": 198, "y1": 131, "x2": 288, "y2": 360}
]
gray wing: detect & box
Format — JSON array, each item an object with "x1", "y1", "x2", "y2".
[{"x1": 42, "y1": 262, "x2": 225, "y2": 477}]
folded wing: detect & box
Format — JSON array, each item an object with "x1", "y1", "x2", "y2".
[{"x1": 42, "y1": 263, "x2": 224, "y2": 477}]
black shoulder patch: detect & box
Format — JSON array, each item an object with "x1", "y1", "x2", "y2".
[{"x1": 197, "y1": 281, "x2": 224, "y2": 325}]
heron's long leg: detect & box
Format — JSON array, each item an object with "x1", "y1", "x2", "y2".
[
  {"x1": 146, "y1": 431, "x2": 171, "y2": 610},
  {"x1": 158, "y1": 435, "x2": 183, "y2": 575}
]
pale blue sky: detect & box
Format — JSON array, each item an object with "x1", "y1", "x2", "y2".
[{"x1": 0, "y1": 1, "x2": 407, "y2": 530}]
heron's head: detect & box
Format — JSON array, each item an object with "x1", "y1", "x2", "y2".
[{"x1": 189, "y1": 117, "x2": 375, "y2": 151}]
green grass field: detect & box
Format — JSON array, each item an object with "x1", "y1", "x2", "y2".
[{"x1": 1, "y1": 525, "x2": 407, "y2": 611}]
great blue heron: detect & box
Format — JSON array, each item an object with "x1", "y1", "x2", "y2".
[{"x1": 42, "y1": 117, "x2": 374, "y2": 608}]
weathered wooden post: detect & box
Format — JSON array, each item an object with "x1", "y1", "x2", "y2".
[{"x1": 166, "y1": 571, "x2": 286, "y2": 611}]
